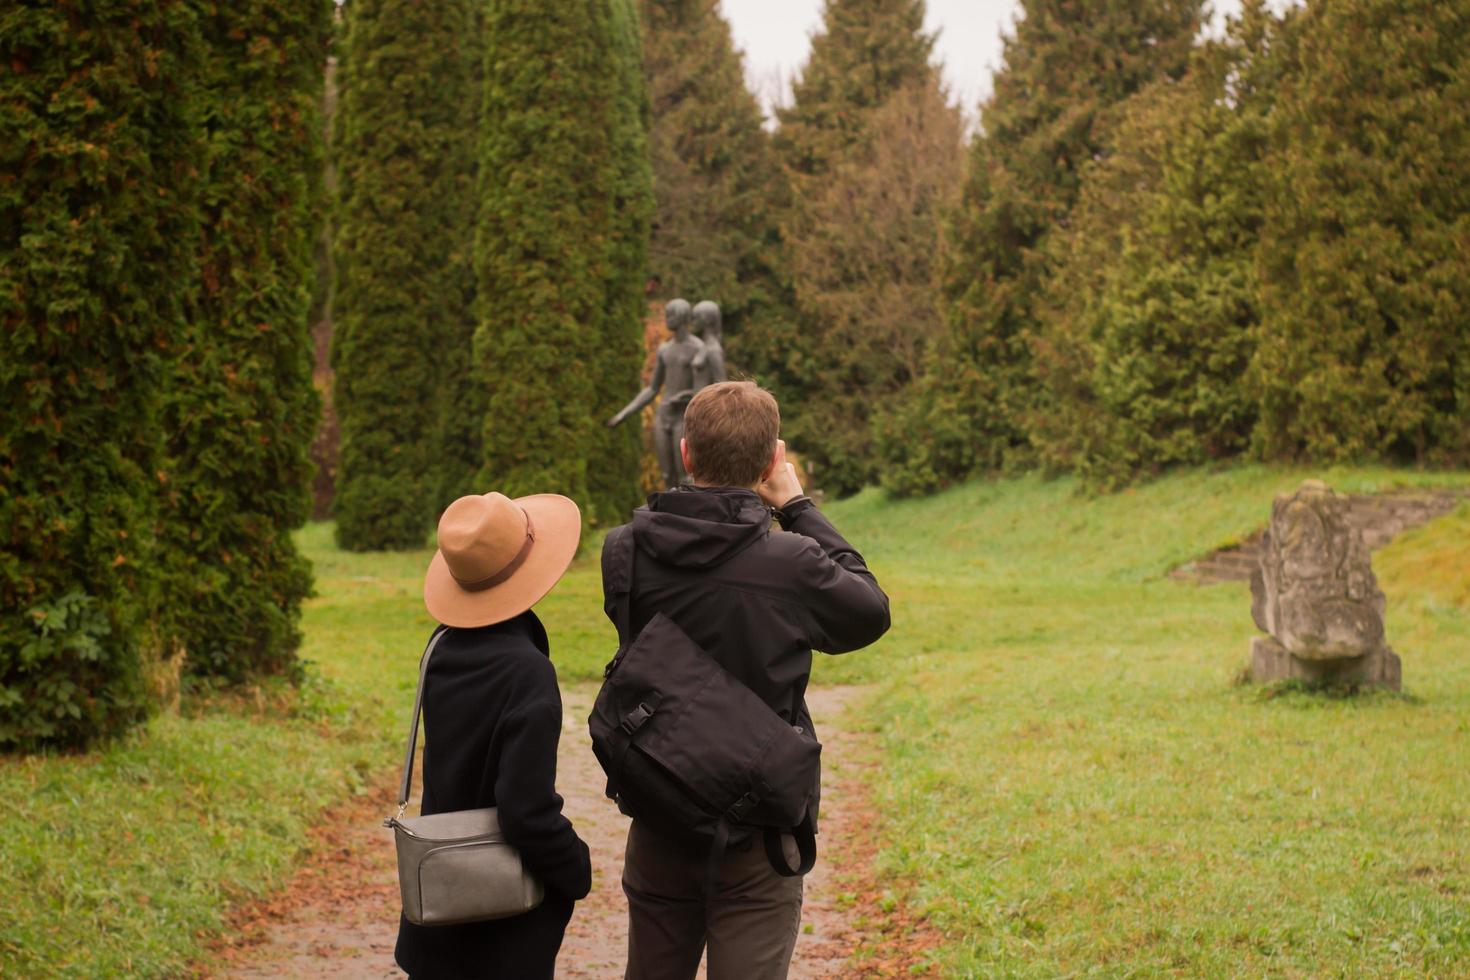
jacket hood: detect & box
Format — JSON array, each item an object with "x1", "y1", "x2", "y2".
[{"x1": 631, "y1": 486, "x2": 771, "y2": 568}]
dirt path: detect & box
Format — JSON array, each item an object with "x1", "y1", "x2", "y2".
[{"x1": 215, "y1": 685, "x2": 873, "y2": 978}]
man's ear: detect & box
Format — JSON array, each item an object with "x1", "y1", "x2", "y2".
[
  {"x1": 759, "y1": 445, "x2": 779, "y2": 483},
  {"x1": 680, "y1": 438, "x2": 693, "y2": 477}
]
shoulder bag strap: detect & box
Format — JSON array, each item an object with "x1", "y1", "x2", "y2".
[{"x1": 391, "y1": 625, "x2": 451, "y2": 822}]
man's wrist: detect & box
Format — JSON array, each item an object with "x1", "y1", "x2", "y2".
[{"x1": 774, "y1": 495, "x2": 815, "y2": 529}]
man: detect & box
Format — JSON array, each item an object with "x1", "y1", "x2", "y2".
[
  {"x1": 601, "y1": 381, "x2": 890, "y2": 979},
  {"x1": 606, "y1": 297, "x2": 708, "y2": 488}
]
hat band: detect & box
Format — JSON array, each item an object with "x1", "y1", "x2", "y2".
[{"x1": 454, "y1": 512, "x2": 536, "y2": 592}]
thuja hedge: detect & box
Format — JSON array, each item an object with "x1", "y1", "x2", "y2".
[
  {"x1": 162, "y1": 0, "x2": 332, "y2": 681},
  {"x1": 586, "y1": 0, "x2": 654, "y2": 526},
  {"x1": 477, "y1": 0, "x2": 635, "y2": 520},
  {"x1": 1, "y1": 1, "x2": 330, "y2": 744},
  {"x1": 332, "y1": 0, "x2": 480, "y2": 550},
  {"x1": 0, "y1": 3, "x2": 204, "y2": 746}
]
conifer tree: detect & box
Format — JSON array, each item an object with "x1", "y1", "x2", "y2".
[
  {"x1": 332, "y1": 0, "x2": 480, "y2": 550},
  {"x1": 790, "y1": 80, "x2": 965, "y2": 496},
  {"x1": 1252, "y1": 0, "x2": 1470, "y2": 465},
  {"x1": 162, "y1": 0, "x2": 332, "y2": 680},
  {"x1": 1031, "y1": 2, "x2": 1286, "y2": 489},
  {"x1": 771, "y1": 0, "x2": 934, "y2": 180},
  {"x1": 587, "y1": 0, "x2": 656, "y2": 524},
  {"x1": 885, "y1": 0, "x2": 1206, "y2": 494},
  {"x1": 477, "y1": 0, "x2": 633, "y2": 516},
  {"x1": 637, "y1": 0, "x2": 788, "y2": 334},
  {"x1": 433, "y1": 5, "x2": 486, "y2": 512},
  {"x1": 758, "y1": 0, "x2": 940, "y2": 495},
  {"x1": 1, "y1": 3, "x2": 203, "y2": 745}
]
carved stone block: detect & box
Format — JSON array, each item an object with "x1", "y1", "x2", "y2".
[{"x1": 1247, "y1": 480, "x2": 1401, "y2": 690}]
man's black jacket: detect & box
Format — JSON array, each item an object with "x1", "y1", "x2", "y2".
[{"x1": 601, "y1": 486, "x2": 890, "y2": 742}]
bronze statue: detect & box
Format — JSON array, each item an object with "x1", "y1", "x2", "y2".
[
  {"x1": 692, "y1": 300, "x2": 727, "y2": 385},
  {"x1": 607, "y1": 298, "x2": 707, "y2": 488}
]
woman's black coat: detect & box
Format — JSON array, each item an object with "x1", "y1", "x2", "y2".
[{"x1": 394, "y1": 611, "x2": 591, "y2": 980}]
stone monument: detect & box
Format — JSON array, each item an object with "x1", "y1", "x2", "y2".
[
  {"x1": 1249, "y1": 480, "x2": 1401, "y2": 689},
  {"x1": 607, "y1": 298, "x2": 708, "y2": 488}
]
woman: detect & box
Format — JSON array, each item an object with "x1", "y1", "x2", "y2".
[{"x1": 395, "y1": 490, "x2": 592, "y2": 979}]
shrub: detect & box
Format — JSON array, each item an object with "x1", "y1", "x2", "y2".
[
  {"x1": 476, "y1": 0, "x2": 637, "y2": 518},
  {"x1": 159, "y1": 0, "x2": 331, "y2": 681},
  {"x1": 332, "y1": 0, "x2": 480, "y2": 549},
  {"x1": 0, "y1": 1, "x2": 204, "y2": 746}
]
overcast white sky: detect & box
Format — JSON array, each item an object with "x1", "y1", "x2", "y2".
[{"x1": 720, "y1": 0, "x2": 1250, "y2": 118}]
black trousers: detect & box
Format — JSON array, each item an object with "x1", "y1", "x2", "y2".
[
  {"x1": 622, "y1": 820, "x2": 804, "y2": 980},
  {"x1": 395, "y1": 891, "x2": 574, "y2": 980}
]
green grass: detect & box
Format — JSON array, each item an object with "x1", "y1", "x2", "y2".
[
  {"x1": 836, "y1": 466, "x2": 1470, "y2": 977},
  {"x1": 1, "y1": 465, "x2": 1466, "y2": 976},
  {"x1": 0, "y1": 523, "x2": 620, "y2": 978}
]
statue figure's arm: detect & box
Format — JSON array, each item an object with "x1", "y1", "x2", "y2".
[{"x1": 607, "y1": 349, "x2": 665, "y2": 427}]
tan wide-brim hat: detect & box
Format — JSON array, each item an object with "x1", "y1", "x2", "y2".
[{"x1": 424, "y1": 491, "x2": 581, "y2": 628}]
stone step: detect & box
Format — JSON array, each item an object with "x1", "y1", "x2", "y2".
[{"x1": 1171, "y1": 487, "x2": 1469, "y2": 584}]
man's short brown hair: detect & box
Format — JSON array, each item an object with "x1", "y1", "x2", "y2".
[{"x1": 683, "y1": 381, "x2": 780, "y2": 488}]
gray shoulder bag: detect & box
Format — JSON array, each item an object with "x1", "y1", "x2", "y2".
[{"x1": 385, "y1": 626, "x2": 545, "y2": 926}]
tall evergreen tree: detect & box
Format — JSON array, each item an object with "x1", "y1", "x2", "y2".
[
  {"x1": 332, "y1": 0, "x2": 480, "y2": 550},
  {"x1": 756, "y1": 0, "x2": 939, "y2": 495},
  {"x1": 477, "y1": 0, "x2": 637, "y2": 519},
  {"x1": 791, "y1": 80, "x2": 965, "y2": 496},
  {"x1": 1031, "y1": 2, "x2": 1286, "y2": 489},
  {"x1": 1, "y1": 3, "x2": 203, "y2": 745},
  {"x1": 637, "y1": 0, "x2": 788, "y2": 335},
  {"x1": 161, "y1": 0, "x2": 332, "y2": 681},
  {"x1": 885, "y1": 0, "x2": 1206, "y2": 494},
  {"x1": 771, "y1": 0, "x2": 934, "y2": 180},
  {"x1": 433, "y1": 5, "x2": 486, "y2": 511},
  {"x1": 1252, "y1": 0, "x2": 1470, "y2": 465},
  {"x1": 587, "y1": 0, "x2": 656, "y2": 524}
]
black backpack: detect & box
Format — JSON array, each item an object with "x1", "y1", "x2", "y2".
[{"x1": 588, "y1": 526, "x2": 820, "y2": 888}]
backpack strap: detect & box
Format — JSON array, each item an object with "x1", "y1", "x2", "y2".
[
  {"x1": 387, "y1": 625, "x2": 451, "y2": 824},
  {"x1": 600, "y1": 526, "x2": 638, "y2": 679},
  {"x1": 614, "y1": 525, "x2": 636, "y2": 648},
  {"x1": 702, "y1": 811, "x2": 817, "y2": 896},
  {"x1": 763, "y1": 810, "x2": 818, "y2": 878},
  {"x1": 601, "y1": 527, "x2": 646, "y2": 802}
]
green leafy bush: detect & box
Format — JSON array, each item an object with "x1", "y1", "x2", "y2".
[{"x1": 0, "y1": 593, "x2": 133, "y2": 746}]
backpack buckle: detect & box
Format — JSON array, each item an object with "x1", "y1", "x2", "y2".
[
  {"x1": 725, "y1": 789, "x2": 762, "y2": 822},
  {"x1": 621, "y1": 701, "x2": 657, "y2": 734}
]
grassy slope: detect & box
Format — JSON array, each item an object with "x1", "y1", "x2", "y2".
[
  {"x1": 1, "y1": 465, "x2": 1465, "y2": 975},
  {"x1": 834, "y1": 466, "x2": 1470, "y2": 976}
]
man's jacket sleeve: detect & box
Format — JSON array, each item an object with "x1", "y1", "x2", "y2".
[{"x1": 779, "y1": 497, "x2": 891, "y2": 654}]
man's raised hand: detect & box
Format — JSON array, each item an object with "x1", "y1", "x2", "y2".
[{"x1": 758, "y1": 439, "x2": 804, "y2": 510}]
